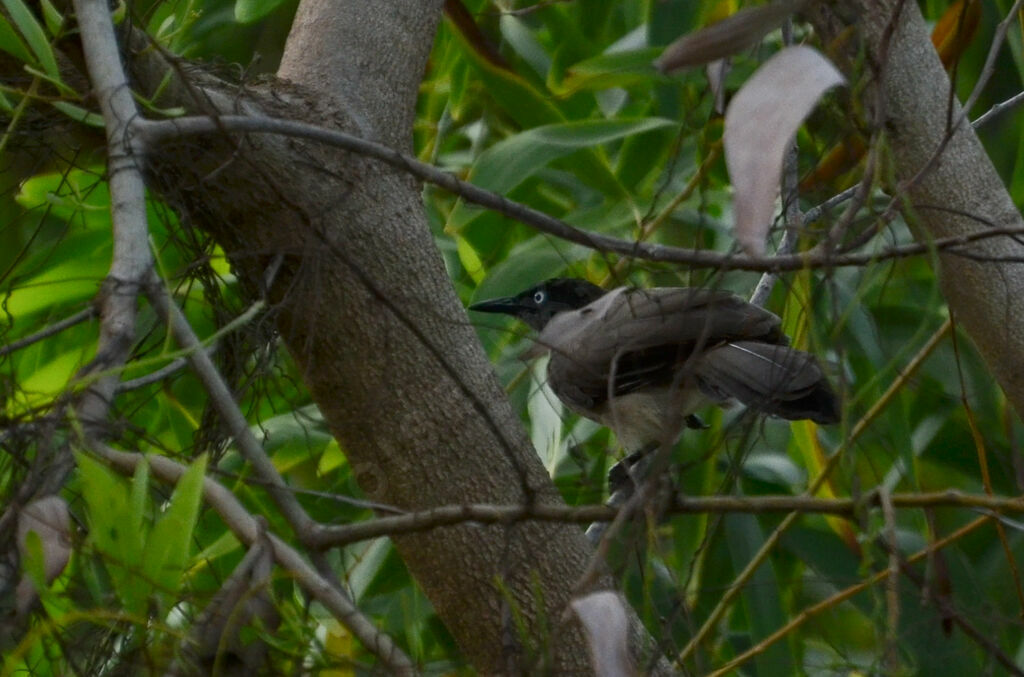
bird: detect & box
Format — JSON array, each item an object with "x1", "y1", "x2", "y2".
[{"x1": 470, "y1": 278, "x2": 840, "y2": 453}]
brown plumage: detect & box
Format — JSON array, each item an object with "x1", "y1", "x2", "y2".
[{"x1": 471, "y1": 279, "x2": 839, "y2": 451}]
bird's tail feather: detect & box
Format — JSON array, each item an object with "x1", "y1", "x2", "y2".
[{"x1": 694, "y1": 341, "x2": 840, "y2": 424}]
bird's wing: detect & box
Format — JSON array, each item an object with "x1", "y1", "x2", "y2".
[
  {"x1": 694, "y1": 342, "x2": 840, "y2": 423},
  {"x1": 540, "y1": 286, "x2": 784, "y2": 408}
]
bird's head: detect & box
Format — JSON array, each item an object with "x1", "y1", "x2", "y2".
[{"x1": 469, "y1": 278, "x2": 606, "y2": 331}]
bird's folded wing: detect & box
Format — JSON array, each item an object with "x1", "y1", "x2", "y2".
[
  {"x1": 694, "y1": 342, "x2": 840, "y2": 423},
  {"x1": 540, "y1": 286, "x2": 785, "y2": 407}
]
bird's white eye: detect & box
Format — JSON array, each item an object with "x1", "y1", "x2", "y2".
[{"x1": 533, "y1": 290, "x2": 546, "y2": 304}]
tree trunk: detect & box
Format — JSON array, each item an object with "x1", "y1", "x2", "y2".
[
  {"x1": 809, "y1": 0, "x2": 1024, "y2": 417},
  {"x1": 133, "y1": 1, "x2": 607, "y2": 672}
]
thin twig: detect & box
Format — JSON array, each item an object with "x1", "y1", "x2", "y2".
[
  {"x1": 137, "y1": 115, "x2": 1024, "y2": 272},
  {"x1": 706, "y1": 515, "x2": 994, "y2": 677},
  {"x1": 959, "y1": 0, "x2": 1024, "y2": 122},
  {"x1": 143, "y1": 273, "x2": 318, "y2": 537},
  {"x1": 973, "y1": 89, "x2": 1024, "y2": 129},
  {"x1": 0, "y1": 307, "x2": 96, "y2": 358},
  {"x1": 88, "y1": 442, "x2": 417, "y2": 675},
  {"x1": 952, "y1": 319, "x2": 1024, "y2": 615},
  {"x1": 675, "y1": 318, "x2": 952, "y2": 667},
  {"x1": 115, "y1": 344, "x2": 216, "y2": 392}
]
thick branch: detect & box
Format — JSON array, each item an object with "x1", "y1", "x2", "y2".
[
  {"x1": 71, "y1": 0, "x2": 153, "y2": 432},
  {"x1": 808, "y1": 0, "x2": 1024, "y2": 418}
]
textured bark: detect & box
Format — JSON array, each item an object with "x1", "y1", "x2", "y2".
[
  {"x1": 809, "y1": 0, "x2": 1024, "y2": 417},
  {"x1": 130, "y1": 1, "x2": 606, "y2": 672}
]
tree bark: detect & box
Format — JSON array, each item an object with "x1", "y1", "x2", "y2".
[
  {"x1": 128, "y1": 1, "x2": 606, "y2": 672},
  {"x1": 809, "y1": 0, "x2": 1024, "y2": 417}
]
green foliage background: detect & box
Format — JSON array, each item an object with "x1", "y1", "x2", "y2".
[{"x1": 3, "y1": 0, "x2": 1024, "y2": 673}]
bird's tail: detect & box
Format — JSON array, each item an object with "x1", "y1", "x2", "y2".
[{"x1": 694, "y1": 341, "x2": 840, "y2": 424}]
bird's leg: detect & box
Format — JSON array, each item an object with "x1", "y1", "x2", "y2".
[
  {"x1": 586, "y1": 442, "x2": 662, "y2": 545},
  {"x1": 607, "y1": 442, "x2": 658, "y2": 495},
  {"x1": 685, "y1": 414, "x2": 709, "y2": 430}
]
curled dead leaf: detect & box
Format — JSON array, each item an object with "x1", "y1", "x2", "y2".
[
  {"x1": 570, "y1": 590, "x2": 634, "y2": 677},
  {"x1": 15, "y1": 496, "x2": 72, "y2": 614},
  {"x1": 655, "y1": 0, "x2": 808, "y2": 73},
  {"x1": 724, "y1": 46, "x2": 845, "y2": 255}
]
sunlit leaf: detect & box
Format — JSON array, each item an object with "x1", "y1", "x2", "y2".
[
  {"x1": 1, "y1": 0, "x2": 59, "y2": 77},
  {"x1": 455, "y1": 234, "x2": 486, "y2": 284},
  {"x1": 234, "y1": 0, "x2": 287, "y2": 24},
  {"x1": 931, "y1": 0, "x2": 981, "y2": 70},
  {"x1": 143, "y1": 454, "x2": 207, "y2": 611},
  {"x1": 554, "y1": 47, "x2": 664, "y2": 96},
  {"x1": 447, "y1": 118, "x2": 676, "y2": 232},
  {"x1": 39, "y1": 0, "x2": 63, "y2": 37}
]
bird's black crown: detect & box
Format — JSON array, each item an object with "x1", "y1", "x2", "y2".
[{"x1": 469, "y1": 277, "x2": 606, "y2": 331}]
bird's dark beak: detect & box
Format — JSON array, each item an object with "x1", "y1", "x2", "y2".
[{"x1": 468, "y1": 297, "x2": 522, "y2": 316}]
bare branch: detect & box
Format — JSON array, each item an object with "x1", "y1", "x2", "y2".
[
  {"x1": 973, "y1": 89, "x2": 1024, "y2": 129},
  {"x1": 143, "y1": 273, "x2": 318, "y2": 537},
  {"x1": 71, "y1": 0, "x2": 153, "y2": 432},
  {"x1": 706, "y1": 515, "x2": 994, "y2": 676},
  {"x1": 311, "y1": 489, "x2": 1024, "y2": 548},
  {"x1": 114, "y1": 345, "x2": 216, "y2": 392},
  {"x1": 0, "y1": 307, "x2": 96, "y2": 358},
  {"x1": 138, "y1": 115, "x2": 1024, "y2": 272}
]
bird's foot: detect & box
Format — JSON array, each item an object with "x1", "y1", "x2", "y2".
[{"x1": 685, "y1": 414, "x2": 709, "y2": 429}]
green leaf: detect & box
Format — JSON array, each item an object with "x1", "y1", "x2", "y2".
[
  {"x1": 20, "y1": 530, "x2": 48, "y2": 595},
  {"x1": 3, "y1": 245, "x2": 109, "y2": 317},
  {"x1": 724, "y1": 513, "x2": 792, "y2": 672},
  {"x1": 76, "y1": 453, "x2": 148, "y2": 615},
  {"x1": 554, "y1": 47, "x2": 664, "y2": 95},
  {"x1": 39, "y1": 0, "x2": 63, "y2": 37},
  {"x1": 446, "y1": 117, "x2": 676, "y2": 233},
  {"x1": 10, "y1": 345, "x2": 91, "y2": 416},
  {"x1": 15, "y1": 165, "x2": 111, "y2": 226},
  {"x1": 50, "y1": 101, "x2": 105, "y2": 128},
  {"x1": 316, "y1": 439, "x2": 347, "y2": 476},
  {"x1": 2, "y1": 0, "x2": 59, "y2": 77},
  {"x1": 455, "y1": 234, "x2": 486, "y2": 284},
  {"x1": 142, "y1": 455, "x2": 207, "y2": 611},
  {"x1": 472, "y1": 238, "x2": 589, "y2": 303},
  {"x1": 0, "y1": 13, "x2": 33, "y2": 65},
  {"x1": 234, "y1": 0, "x2": 287, "y2": 24},
  {"x1": 499, "y1": 14, "x2": 550, "y2": 79}
]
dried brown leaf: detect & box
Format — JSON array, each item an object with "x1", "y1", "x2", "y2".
[
  {"x1": 655, "y1": 0, "x2": 807, "y2": 73},
  {"x1": 15, "y1": 496, "x2": 72, "y2": 614},
  {"x1": 570, "y1": 591, "x2": 634, "y2": 677},
  {"x1": 724, "y1": 45, "x2": 845, "y2": 254}
]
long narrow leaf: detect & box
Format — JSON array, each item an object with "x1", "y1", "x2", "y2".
[{"x1": 2, "y1": 0, "x2": 59, "y2": 77}]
